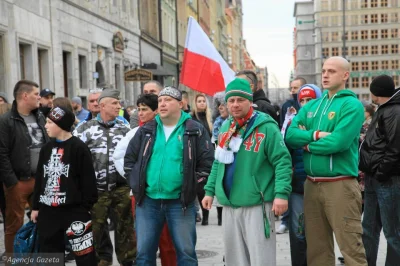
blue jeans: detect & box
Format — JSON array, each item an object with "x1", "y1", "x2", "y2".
[
  {"x1": 288, "y1": 193, "x2": 307, "y2": 266},
  {"x1": 362, "y1": 176, "x2": 400, "y2": 266},
  {"x1": 135, "y1": 196, "x2": 198, "y2": 266},
  {"x1": 281, "y1": 210, "x2": 289, "y2": 226}
]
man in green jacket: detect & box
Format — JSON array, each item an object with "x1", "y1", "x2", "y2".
[
  {"x1": 202, "y1": 78, "x2": 292, "y2": 266},
  {"x1": 286, "y1": 56, "x2": 367, "y2": 266}
]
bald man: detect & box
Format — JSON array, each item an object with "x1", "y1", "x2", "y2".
[{"x1": 286, "y1": 57, "x2": 367, "y2": 266}]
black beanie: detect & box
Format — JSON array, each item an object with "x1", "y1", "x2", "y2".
[
  {"x1": 370, "y1": 75, "x2": 395, "y2": 97},
  {"x1": 48, "y1": 107, "x2": 75, "y2": 132}
]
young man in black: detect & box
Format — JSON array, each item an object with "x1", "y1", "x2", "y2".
[{"x1": 31, "y1": 106, "x2": 98, "y2": 265}]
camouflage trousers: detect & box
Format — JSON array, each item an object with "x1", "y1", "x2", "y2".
[{"x1": 91, "y1": 185, "x2": 136, "y2": 264}]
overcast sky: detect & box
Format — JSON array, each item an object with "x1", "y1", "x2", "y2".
[{"x1": 242, "y1": 0, "x2": 296, "y2": 88}]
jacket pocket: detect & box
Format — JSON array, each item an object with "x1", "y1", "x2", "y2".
[{"x1": 129, "y1": 164, "x2": 141, "y2": 194}]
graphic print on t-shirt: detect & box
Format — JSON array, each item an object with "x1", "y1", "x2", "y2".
[
  {"x1": 40, "y1": 147, "x2": 70, "y2": 206},
  {"x1": 26, "y1": 122, "x2": 45, "y2": 148}
]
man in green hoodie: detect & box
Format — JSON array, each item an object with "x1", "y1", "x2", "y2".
[
  {"x1": 286, "y1": 56, "x2": 367, "y2": 266},
  {"x1": 202, "y1": 78, "x2": 292, "y2": 266}
]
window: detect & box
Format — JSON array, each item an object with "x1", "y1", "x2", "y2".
[
  {"x1": 381, "y1": 29, "x2": 388, "y2": 38},
  {"x1": 352, "y1": 77, "x2": 360, "y2": 88},
  {"x1": 392, "y1": 44, "x2": 399, "y2": 54},
  {"x1": 351, "y1": 46, "x2": 359, "y2": 56},
  {"x1": 322, "y1": 48, "x2": 329, "y2": 58},
  {"x1": 381, "y1": 14, "x2": 388, "y2": 23},
  {"x1": 352, "y1": 62, "x2": 359, "y2": 71},
  {"x1": 362, "y1": 93, "x2": 370, "y2": 100},
  {"x1": 371, "y1": 0, "x2": 378, "y2": 6},
  {"x1": 78, "y1": 55, "x2": 88, "y2": 89},
  {"x1": 371, "y1": 45, "x2": 379, "y2": 54},
  {"x1": 351, "y1": 0, "x2": 359, "y2": 9},
  {"x1": 361, "y1": 61, "x2": 369, "y2": 71},
  {"x1": 321, "y1": 0, "x2": 329, "y2": 10},
  {"x1": 393, "y1": 60, "x2": 399, "y2": 69},
  {"x1": 344, "y1": 31, "x2": 349, "y2": 40},
  {"x1": 62, "y1": 51, "x2": 73, "y2": 97},
  {"x1": 393, "y1": 76, "x2": 399, "y2": 87},
  {"x1": 351, "y1": 15, "x2": 358, "y2": 25},
  {"x1": 371, "y1": 30, "x2": 378, "y2": 39},
  {"x1": 322, "y1": 32, "x2": 329, "y2": 42},
  {"x1": 382, "y1": 0, "x2": 388, "y2": 6},
  {"x1": 331, "y1": 16, "x2": 339, "y2": 26},
  {"x1": 391, "y1": 28, "x2": 399, "y2": 38},
  {"x1": 391, "y1": 13, "x2": 399, "y2": 22},
  {"x1": 362, "y1": 77, "x2": 370, "y2": 88},
  {"x1": 382, "y1": 45, "x2": 389, "y2": 54},
  {"x1": 362, "y1": 0, "x2": 369, "y2": 7},
  {"x1": 361, "y1": 46, "x2": 369, "y2": 55},
  {"x1": 362, "y1": 15, "x2": 369, "y2": 24},
  {"x1": 321, "y1": 16, "x2": 329, "y2": 26},
  {"x1": 332, "y1": 47, "x2": 339, "y2": 56},
  {"x1": 19, "y1": 43, "x2": 33, "y2": 80},
  {"x1": 361, "y1": 30, "x2": 368, "y2": 39},
  {"x1": 371, "y1": 14, "x2": 378, "y2": 23},
  {"x1": 382, "y1": 60, "x2": 389, "y2": 69},
  {"x1": 332, "y1": 0, "x2": 339, "y2": 10},
  {"x1": 371, "y1": 61, "x2": 379, "y2": 70},
  {"x1": 332, "y1": 32, "x2": 339, "y2": 41},
  {"x1": 351, "y1": 31, "x2": 358, "y2": 40},
  {"x1": 37, "y1": 48, "x2": 49, "y2": 89}
]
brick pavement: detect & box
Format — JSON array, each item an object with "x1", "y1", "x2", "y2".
[{"x1": 0, "y1": 209, "x2": 387, "y2": 265}]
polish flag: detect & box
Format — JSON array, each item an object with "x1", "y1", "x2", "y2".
[{"x1": 180, "y1": 17, "x2": 235, "y2": 96}]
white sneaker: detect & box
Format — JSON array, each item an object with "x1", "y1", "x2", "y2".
[{"x1": 276, "y1": 224, "x2": 288, "y2": 234}]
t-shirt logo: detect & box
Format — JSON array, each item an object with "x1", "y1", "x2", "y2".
[{"x1": 328, "y1": 112, "x2": 336, "y2": 120}]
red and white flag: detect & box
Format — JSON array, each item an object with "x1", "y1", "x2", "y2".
[{"x1": 180, "y1": 17, "x2": 235, "y2": 96}]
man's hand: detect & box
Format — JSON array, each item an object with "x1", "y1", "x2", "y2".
[
  {"x1": 202, "y1": 196, "x2": 214, "y2": 210},
  {"x1": 271, "y1": 198, "x2": 288, "y2": 216},
  {"x1": 298, "y1": 125, "x2": 306, "y2": 130},
  {"x1": 318, "y1": 132, "x2": 331, "y2": 139},
  {"x1": 31, "y1": 210, "x2": 39, "y2": 223},
  {"x1": 288, "y1": 106, "x2": 297, "y2": 115}
]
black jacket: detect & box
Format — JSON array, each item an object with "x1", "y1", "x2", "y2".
[
  {"x1": 359, "y1": 89, "x2": 400, "y2": 182},
  {"x1": 280, "y1": 95, "x2": 300, "y2": 128},
  {"x1": 191, "y1": 112, "x2": 212, "y2": 137},
  {"x1": 0, "y1": 101, "x2": 49, "y2": 188},
  {"x1": 253, "y1": 89, "x2": 279, "y2": 123},
  {"x1": 124, "y1": 119, "x2": 214, "y2": 210}
]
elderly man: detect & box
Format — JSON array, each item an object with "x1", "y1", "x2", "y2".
[
  {"x1": 202, "y1": 78, "x2": 292, "y2": 266},
  {"x1": 74, "y1": 89, "x2": 135, "y2": 266},
  {"x1": 0, "y1": 80, "x2": 49, "y2": 254},
  {"x1": 286, "y1": 57, "x2": 367, "y2": 266}
]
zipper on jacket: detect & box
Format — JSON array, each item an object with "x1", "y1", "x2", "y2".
[
  {"x1": 309, "y1": 154, "x2": 314, "y2": 176},
  {"x1": 330, "y1": 155, "x2": 333, "y2": 172},
  {"x1": 106, "y1": 128, "x2": 110, "y2": 191},
  {"x1": 143, "y1": 137, "x2": 152, "y2": 156},
  {"x1": 188, "y1": 139, "x2": 192, "y2": 160}
]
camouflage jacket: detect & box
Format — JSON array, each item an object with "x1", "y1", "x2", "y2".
[{"x1": 73, "y1": 117, "x2": 130, "y2": 192}]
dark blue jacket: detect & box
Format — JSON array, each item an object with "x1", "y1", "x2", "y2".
[{"x1": 290, "y1": 148, "x2": 307, "y2": 194}]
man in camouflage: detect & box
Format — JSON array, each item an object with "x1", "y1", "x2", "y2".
[{"x1": 74, "y1": 89, "x2": 135, "y2": 266}]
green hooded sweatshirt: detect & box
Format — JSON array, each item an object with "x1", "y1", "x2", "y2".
[
  {"x1": 286, "y1": 89, "x2": 364, "y2": 178},
  {"x1": 146, "y1": 111, "x2": 191, "y2": 199},
  {"x1": 204, "y1": 111, "x2": 292, "y2": 207}
]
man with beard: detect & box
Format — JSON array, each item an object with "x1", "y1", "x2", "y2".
[
  {"x1": 71, "y1": 96, "x2": 89, "y2": 122},
  {"x1": 39, "y1": 88, "x2": 55, "y2": 116}
]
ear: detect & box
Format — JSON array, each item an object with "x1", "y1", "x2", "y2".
[{"x1": 178, "y1": 101, "x2": 183, "y2": 109}]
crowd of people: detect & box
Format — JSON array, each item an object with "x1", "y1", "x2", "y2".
[{"x1": 0, "y1": 55, "x2": 398, "y2": 266}]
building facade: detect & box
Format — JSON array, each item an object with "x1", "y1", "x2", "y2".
[
  {"x1": 0, "y1": 0, "x2": 141, "y2": 105},
  {"x1": 294, "y1": 0, "x2": 400, "y2": 100}
]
